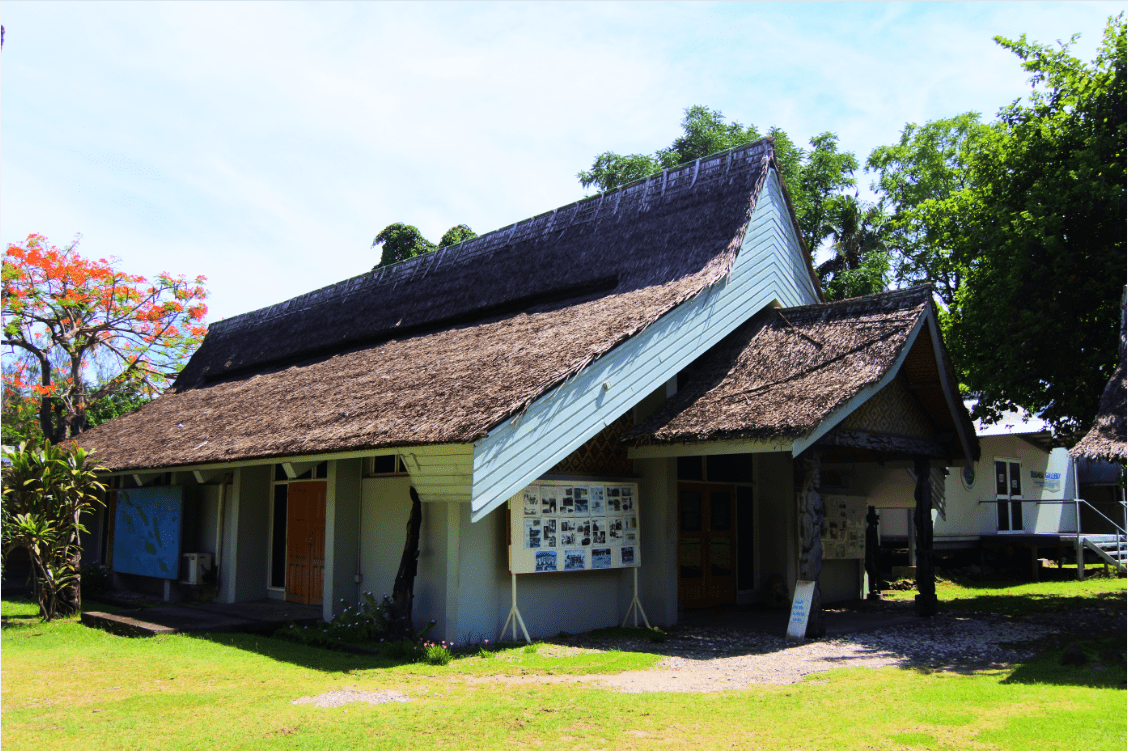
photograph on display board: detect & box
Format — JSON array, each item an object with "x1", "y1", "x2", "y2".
[
  {"x1": 578, "y1": 519, "x2": 591, "y2": 546},
  {"x1": 621, "y1": 546, "x2": 635, "y2": 566},
  {"x1": 523, "y1": 487, "x2": 540, "y2": 516},
  {"x1": 543, "y1": 518, "x2": 557, "y2": 548},
  {"x1": 535, "y1": 550, "x2": 558, "y2": 572},
  {"x1": 624, "y1": 529, "x2": 637, "y2": 543},
  {"x1": 591, "y1": 548, "x2": 612, "y2": 569},
  {"x1": 608, "y1": 517, "x2": 623, "y2": 542},
  {"x1": 564, "y1": 549, "x2": 585, "y2": 571},
  {"x1": 607, "y1": 486, "x2": 621, "y2": 513},
  {"x1": 591, "y1": 518, "x2": 606, "y2": 545},
  {"x1": 525, "y1": 519, "x2": 542, "y2": 549},
  {"x1": 541, "y1": 486, "x2": 558, "y2": 515},
  {"x1": 621, "y1": 487, "x2": 634, "y2": 512},
  {"x1": 573, "y1": 487, "x2": 589, "y2": 516},
  {"x1": 590, "y1": 487, "x2": 605, "y2": 516},
  {"x1": 559, "y1": 519, "x2": 577, "y2": 546},
  {"x1": 561, "y1": 488, "x2": 575, "y2": 515}
]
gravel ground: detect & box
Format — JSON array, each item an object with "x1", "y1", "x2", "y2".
[{"x1": 290, "y1": 603, "x2": 1125, "y2": 704}]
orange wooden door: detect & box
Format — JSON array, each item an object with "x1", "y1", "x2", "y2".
[
  {"x1": 678, "y1": 483, "x2": 737, "y2": 609},
  {"x1": 286, "y1": 481, "x2": 326, "y2": 605}
]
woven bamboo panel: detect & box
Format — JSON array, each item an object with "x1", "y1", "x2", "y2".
[
  {"x1": 841, "y1": 373, "x2": 932, "y2": 438},
  {"x1": 549, "y1": 413, "x2": 635, "y2": 477}
]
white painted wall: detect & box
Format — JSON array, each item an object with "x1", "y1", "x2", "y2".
[{"x1": 219, "y1": 464, "x2": 271, "y2": 604}]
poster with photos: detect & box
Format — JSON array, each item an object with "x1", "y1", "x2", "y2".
[
  {"x1": 509, "y1": 480, "x2": 640, "y2": 574},
  {"x1": 820, "y1": 495, "x2": 865, "y2": 560}
]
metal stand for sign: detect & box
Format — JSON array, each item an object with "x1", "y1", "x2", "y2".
[
  {"x1": 501, "y1": 573, "x2": 531, "y2": 644},
  {"x1": 620, "y1": 566, "x2": 651, "y2": 628}
]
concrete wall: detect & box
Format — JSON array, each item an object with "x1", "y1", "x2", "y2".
[
  {"x1": 324, "y1": 458, "x2": 363, "y2": 621},
  {"x1": 757, "y1": 452, "x2": 796, "y2": 594},
  {"x1": 218, "y1": 465, "x2": 271, "y2": 604},
  {"x1": 636, "y1": 456, "x2": 678, "y2": 627}
]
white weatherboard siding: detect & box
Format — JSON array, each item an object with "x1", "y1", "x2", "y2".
[
  {"x1": 398, "y1": 443, "x2": 474, "y2": 503},
  {"x1": 469, "y1": 171, "x2": 819, "y2": 522}
]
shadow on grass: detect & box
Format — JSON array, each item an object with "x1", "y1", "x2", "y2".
[
  {"x1": 1003, "y1": 638, "x2": 1127, "y2": 689},
  {"x1": 939, "y1": 588, "x2": 1126, "y2": 617},
  {"x1": 184, "y1": 631, "x2": 423, "y2": 674}
]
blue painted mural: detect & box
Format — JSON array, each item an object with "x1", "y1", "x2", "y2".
[{"x1": 113, "y1": 486, "x2": 184, "y2": 579}]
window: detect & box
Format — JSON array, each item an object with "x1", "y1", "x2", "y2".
[{"x1": 994, "y1": 459, "x2": 1024, "y2": 532}]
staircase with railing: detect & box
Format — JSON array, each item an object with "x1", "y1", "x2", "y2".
[{"x1": 1073, "y1": 498, "x2": 1127, "y2": 577}]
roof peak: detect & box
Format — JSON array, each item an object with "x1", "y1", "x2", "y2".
[{"x1": 211, "y1": 138, "x2": 776, "y2": 336}]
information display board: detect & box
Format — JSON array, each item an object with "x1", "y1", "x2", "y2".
[
  {"x1": 112, "y1": 486, "x2": 185, "y2": 578},
  {"x1": 508, "y1": 480, "x2": 640, "y2": 574},
  {"x1": 820, "y1": 495, "x2": 866, "y2": 560}
]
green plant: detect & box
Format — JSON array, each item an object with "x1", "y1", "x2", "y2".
[
  {"x1": 1, "y1": 441, "x2": 105, "y2": 620},
  {"x1": 422, "y1": 641, "x2": 453, "y2": 666}
]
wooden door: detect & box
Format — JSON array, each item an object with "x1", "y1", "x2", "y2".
[
  {"x1": 286, "y1": 481, "x2": 326, "y2": 605},
  {"x1": 678, "y1": 483, "x2": 737, "y2": 608}
]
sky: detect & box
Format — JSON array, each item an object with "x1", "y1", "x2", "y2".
[{"x1": 1, "y1": 1, "x2": 1120, "y2": 323}]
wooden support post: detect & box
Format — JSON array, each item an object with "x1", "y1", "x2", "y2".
[
  {"x1": 913, "y1": 456, "x2": 938, "y2": 616},
  {"x1": 865, "y1": 506, "x2": 881, "y2": 600},
  {"x1": 796, "y1": 450, "x2": 825, "y2": 637}
]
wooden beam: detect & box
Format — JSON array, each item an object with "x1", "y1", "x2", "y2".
[
  {"x1": 817, "y1": 428, "x2": 947, "y2": 459},
  {"x1": 913, "y1": 456, "x2": 938, "y2": 616}
]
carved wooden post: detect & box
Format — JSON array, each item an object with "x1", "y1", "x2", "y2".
[
  {"x1": 796, "y1": 449, "x2": 825, "y2": 637},
  {"x1": 913, "y1": 457, "x2": 938, "y2": 616},
  {"x1": 387, "y1": 486, "x2": 423, "y2": 639},
  {"x1": 865, "y1": 505, "x2": 881, "y2": 600}
]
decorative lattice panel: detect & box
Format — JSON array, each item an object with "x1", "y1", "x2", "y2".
[
  {"x1": 549, "y1": 413, "x2": 635, "y2": 477},
  {"x1": 841, "y1": 374, "x2": 932, "y2": 438}
]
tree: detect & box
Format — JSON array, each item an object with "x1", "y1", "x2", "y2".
[
  {"x1": 943, "y1": 18, "x2": 1125, "y2": 437},
  {"x1": 866, "y1": 113, "x2": 993, "y2": 306},
  {"x1": 577, "y1": 106, "x2": 860, "y2": 253},
  {"x1": 817, "y1": 194, "x2": 891, "y2": 301},
  {"x1": 1, "y1": 234, "x2": 208, "y2": 444},
  {"x1": 372, "y1": 223, "x2": 477, "y2": 269},
  {"x1": 2, "y1": 440, "x2": 105, "y2": 620}
]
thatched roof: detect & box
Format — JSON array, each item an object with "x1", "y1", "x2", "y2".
[
  {"x1": 1071, "y1": 289, "x2": 1126, "y2": 463},
  {"x1": 79, "y1": 138, "x2": 817, "y2": 472},
  {"x1": 627, "y1": 286, "x2": 977, "y2": 461}
]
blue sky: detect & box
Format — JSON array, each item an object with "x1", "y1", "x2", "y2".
[{"x1": 1, "y1": 1, "x2": 1119, "y2": 322}]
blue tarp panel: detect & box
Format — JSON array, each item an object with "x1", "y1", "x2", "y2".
[{"x1": 113, "y1": 486, "x2": 184, "y2": 579}]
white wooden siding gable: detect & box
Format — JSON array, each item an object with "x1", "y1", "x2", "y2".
[{"x1": 468, "y1": 170, "x2": 820, "y2": 521}]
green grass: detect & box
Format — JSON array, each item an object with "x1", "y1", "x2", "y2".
[
  {"x1": 883, "y1": 574, "x2": 1126, "y2": 616},
  {"x1": 2, "y1": 578, "x2": 1125, "y2": 751}
]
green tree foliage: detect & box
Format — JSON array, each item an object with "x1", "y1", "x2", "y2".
[
  {"x1": 577, "y1": 106, "x2": 862, "y2": 255},
  {"x1": 372, "y1": 223, "x2": 478, "y2": 268},
  {"x1": 950, "y1": 19, "x2": 1125, "y2": 437},
  {"x1": 817, "y1": 194, "x2": 891, "y2": 301},
  {"x1": 867, "y1": 113, "x2": 993, "y2": 306},
  {"x1": 372, "y1": 223, "x2": 436, "y2": 267},
  {"x1": 438, "y1": 224, "x2": 478, "y2": 249},
  {"x1": 884, "y1": 18, "x2": 1125, "y2": 437},
  {"x1": 2, "y1": 441, "x2": 105, "y2": 620}
]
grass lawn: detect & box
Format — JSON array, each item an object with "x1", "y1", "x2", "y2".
[{"x1": 2, "y1": 578, "x2": 1125, "y2": 751}]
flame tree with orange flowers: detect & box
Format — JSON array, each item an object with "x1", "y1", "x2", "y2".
[{"x1": 1, "y1": 233, "x2": 208, "y2": 445}]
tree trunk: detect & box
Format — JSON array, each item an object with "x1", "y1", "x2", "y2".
[
  {"x1": 913, "y1": 456, "x2": 938, "y2": 616},
  {"x1": 386, "y1": 486, "x2": 423, "y2": 639},
  {"x1": 865, "y1": 505, "x2": 881, "y2": 599},
  {"x1": 796, "y1": 450, "x2": 825, "y2": 637}
]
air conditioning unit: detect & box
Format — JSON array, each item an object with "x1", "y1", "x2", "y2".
[{"x1": 181, "y1": 553, "x2": 212, "y2": 586}]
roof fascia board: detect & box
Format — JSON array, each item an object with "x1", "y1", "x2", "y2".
[
  {"x1": 97, "y1": 443, "x2": 473, "y2": 477},
  {"x1": 924, "y1": 312, "x2": 977, "y2": 466},
  {"x1": 791, "y1": 310, "x2": 930, "y2": 457},
  {"x1": 470, "y1": 171, "x2": 819, "y2": 522},
  {"x1": 628, "y1": 438, "x2": 793, "y2": 459}
]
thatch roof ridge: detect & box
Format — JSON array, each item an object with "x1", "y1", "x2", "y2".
[
  {"x1": 206, "y1": 139, "x2": 776, "y2": 339},
  {"x1": 626, "y1": 286, "x2": 941, "y2": 445},
  {"x1": 176, "y1": 138, "x2": 779, "y2": 391}
]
